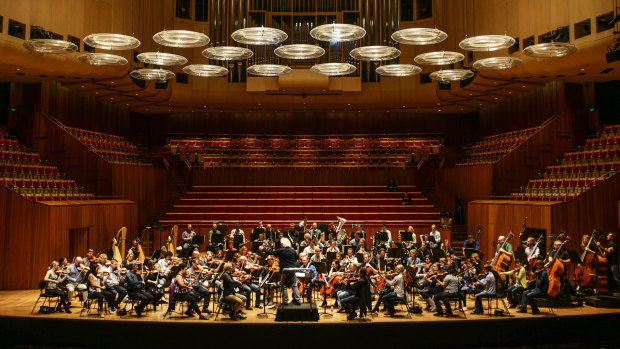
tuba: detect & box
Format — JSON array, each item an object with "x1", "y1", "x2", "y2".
[{"x1": 336, "y1": 217, "x2": 348, "y2": 245}]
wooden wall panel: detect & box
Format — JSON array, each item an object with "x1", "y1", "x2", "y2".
[
  {"x1": 0, "y1": 184, "x2": 137, "y2": 290},
  {"x1": 434, "y1": 165, "x2": 494, "y2": 218},
  {"x1": 191, "y1": 168, "x2": 417, "y2": 186}
]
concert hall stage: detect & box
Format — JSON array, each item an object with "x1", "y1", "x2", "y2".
[{"x1": 2, "y1": 290, "x2": 619, "y2": 348}]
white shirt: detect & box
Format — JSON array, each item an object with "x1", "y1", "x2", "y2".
[{"x1": 430, "y1": 230, "x2": 441, "y2": 244}]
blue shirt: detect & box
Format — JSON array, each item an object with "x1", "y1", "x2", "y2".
[
  {"x1": 67, "y1": 264, "x2": 84, "y2": 283},
  {"x1": 126, "y1": 271, "x2": 143, "y2": 291},
  {"x1": 304, "y1": 263, "x2": 318, "y2": 281},
  {"x1": 536, "y1": 269, "x2": 549, "y2": 291}
]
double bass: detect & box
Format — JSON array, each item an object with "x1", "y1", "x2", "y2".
[
  {"x1": 546, "y1": 235, "x2": 570, "y2": 298},
  {"x1": 491, "y1": 232, "x2": 514, "y2": 273}
]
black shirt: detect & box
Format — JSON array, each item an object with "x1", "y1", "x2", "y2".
[
  {"x1": 350, "y1": 277, "x2": 369, "y2": 298},
  {"x1": 607, "y1": 243, "x2": 618, "y2": 266},
  {"x1": 222, "y1": 272, "x2": 240, "y2": 297},
  {"x1": 264, "y1": 247, "x2": 299, "y2": 270}
]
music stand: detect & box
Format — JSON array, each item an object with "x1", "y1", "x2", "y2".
[
  {"x1": 388, "y1": 248, "x2": 405, "y2": 259},
  {"x1": 464, "y1": 248, "x2": 479, "y2": 259},
  {"x1": 252, "y1": 241, "x2": 264, "y2": 253},
  {"x1": 192, "y1": 235, "x2": 205, "y2": 245},
  {"x1": 514, "y1": 251, "x2": 528, "y2": 264},
  {"x1": 311, "y1": 262, "x2": 332, "y2": 318},
  {"x1": 211, "y1": 233, "x2": 225, "y2": 251},
  {"x1": 400, "y1": 231, "x2": 414, "y2": 242},
  {"x1": 326, "y1": 252, "x2": 337, "y2": 261},
  {"x1": 233, "y1": 235, "x2": 245, "y2": 249},
  {"x1": 433, "y1": 249, "x2": 446, "y2": 260},
  {"x1": 257, "y1": 268, "x2": 278, "y2": 318},
  {"x1": 224, "y1": 250, "x2": 236, "y2": 261}
]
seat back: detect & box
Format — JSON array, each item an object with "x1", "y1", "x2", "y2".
[{"x1": 38, "y1": 280, "x2": 46, "y2": 290}]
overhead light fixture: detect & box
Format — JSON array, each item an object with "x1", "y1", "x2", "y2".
[
  {"x1": 375, "y1": 64, "x2": 422, "y2": 77},
  {"x1": 83, "y1": 33, "x2": 141, "y2": 50},
  {"x1": 23, "y1": 39, "x2": 78, "y2": 54},
  {"x1": 459, "y1": 35, "x2": 516, "y2": 51},
  {"x1": 522, "y1": 42, "x2": 577, "y2": 58},
  {"x1": 414, "y1": 51, "x2": 464, "y2": 65},
  {"x1": 310, "y1": 23, "x2": 366, "y2": 42},
  {"x1": 137, "y1": 52, "x2": 187, "y2": 66},
  {"x1": 473, "y1": 57, "x2": 522, "y2": 70},
  {"x1": 274, "y1": 44, "x2": 325, "y2": 59},
  {"x1": 153, "y1": 30, "x2": 210, "y2": 48},
  {"x1": 182, "y1": 64, "x2": 228, "y2": 77},
  {"x1": 349, "y1": 46, "x2": 401, "y2": 61},
  {"x1": 391, "y1": 28, "x2": 448, "y2": 45},
  {"x1": 429, "y1": 69, "x2": 474, "y2": 82},
  {"x1": 247, "y1": 64, "x2": 292, "y2": 77},
  {"x1": 130, "y1": 69, "x2": 175, "y2": 80},
  {"x1": 231, "y1": 27, "x2": 288, "y2": 45},
  {"x1": 202, "y1": 46, "x2": 253, "y2": 60},
  {"x1": 310, "y1": 63, "x2": 357, "y2": 76},
  {"x1": 77, "y1": 53, "x2": 128, "y2": 66}
]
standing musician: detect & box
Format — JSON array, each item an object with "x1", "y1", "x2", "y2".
[
  {"x1": 230, "y1": 223, "x2": 245, "y2": 247},
  {"x1": 597, "y1": 232, "x2": 620, "y2": 295},
  {"x1": 349, "y1": 233, "x2": 361, "y2": 251},
  {"x1": 126, "y1": 262, "x2": 154, "y2": 318},
  {"x1": 300, "y1": 255, "x2": 318, "y2": 303},
  {"x1": 208, "y1": 223, "x2": 224, "y2": 252},
  {"x1": 87, "y1": 264, "x2": 115, "y2": 318},
  {"x1": 429, "y1": 224, "x2": 441, "y2": 245},
  {"x1": 502, "y1": 258, "x2": 528, "y2": 308},
  {"x1": 221, "y1": 263, "x2": 247, "y2": 320},
  {"x1": 405, "y1": 226, "x2": 418, "y2": 244},
  {"x1": 105, "y1": 259, "x2": 127, "y2": 311},
  {"x1": 308, "y1": 223, "x2": 322, "y2": 244},
  {"x1": 259, "y1": 238, "x2": 302, "y2": 305},
  {"x1": 372, "y1": 264, "x2": 405, "y2": 317},
  {"x1": 182, "y1": 224, "x2": 198, "y2": 258},
  {"x1": 299, "y1": 217, "x2": 309, "y2": 231},
  {"x1": 518, "y1": 259, "x2": 548, "y2": 315},
  {"x1": 264, "y1": 224, "x2": 276, "y2": 245},
  {"x1": 463, "y1": 235, "x2": 480, "y2": 251},
  {"x1": 471, "y1": 264, "x2": 496, "y2": 315},
  {"x1": 174, "y1": 263, "x2": 209, "y2": 320},
  {"x1": 43, "y1": 261, "x2": 71, "y2": 313},
  {"x1": 340, "y1": 268, "x2": 370, "y2": 320},
  {"x1": 525, "y1": 237, "x2": 541, "y2": 265},
  {"x1": 547, "y1": 240, "x2": 570, "y2": 270},
  {"x1": 495, "y1": 235, "x2": 514, "y2": 260},
  {"x1": 374, "y1": 224, "x2": 392, "y2": 251},
  {"x1": 433, "y1": 265, "x2": 460, "y2": 317},
  {"x1": 287, "y1": 223, "x2": 299, "y2": 247}
]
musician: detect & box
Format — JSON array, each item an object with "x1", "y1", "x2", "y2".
[
  {"x1": 370, "y1": 249, "x2": 387, "y2": 272},
  {"x1": 581, "y1": 234, "x2": 596, "y2": 255},
  {"x1": 230, "y1": 223, "x2": 245, "y2": 248},
  {"x1": 328, "y1": 223, "x2": 337, "y2": 241},
  {"x1": 547, "y1": 240, "x2": 570, "y2": 267},
  {"x1": 442, "y1": 240, "x2": 454, "y2": 256},
  {"x1": 402, "y1": 192, "x2": 411, "y2": 205},
  {"x1": 299, "y1": 233, "x2": 312, "y2": 249},
  {"x1": 502, "y1": 258, "x2": 528, "y2": 308},
  {"x1": 174, "y1": 264, "x2": 209, "y2": 320},
  {"x1": 471, "y1": 264, "x2": 496, "y2": 315},
  {"x1": 299, "y1": 217, "x2": 309, "y2": 230},
  {"x1": 142, "y1": 260, "x2": 165, "y2": 307},
  {"x1": 463, "y1": 235, "x2": 480, "y2": 251},
  {"x1": 310, "y1": 247, "x2": 325, "y2": 263},
  {"x1": 308, "y1": 223, "x2": 322, "y2": 244},
  {"x1": 343, "y1": 248, "x2": 359, "y2": 268},
  {"x1": 495, "y1": 235, "x2": 514, "y2": 259},
  {"x1": 59, "y1": 257, "x2": 70, "y2": 269},
  {"x1": 259, "y1": 238, "x2": 302, "y2": 305},
  {"x1": 420, "y1": 263, "x2": 444, "y2": 311},
  {"x1": 349, "y1": 233, "x2": 361, "y2": 251},
  {"x1": 300, "y1": 255, "x2": 318, "y2": 303},
  {"x1": 518, "y1": 259, "x2": 548, "y2": 315},
  {"x1": 128, "y1": 240, "x2": 140, "y2": 257},
  {"x1": 83, "y1": 249, "x2": 95, "y2": 268},
  {"x1": 375, "y1": 224, "x2": 393, "y2": 249},
  {"x1": 43, "y1": 261, "x2": 71, "y2": 313},
  {"x1": 105, "y1": 259, "x2": 127, "y2": 311},
  {"x1": 336, "y1": 263, "x2": 359, "y2": 310},
  {"x1": 208, "y1": 223, "x2": 223, "y2": 251},
  {"x1": 287, "y1": 223, "x2": 299, "y2": 247},
  {"x1": 66, "y1": 257, "x2": 88, "y2": 301},
  {"x1": 433, "y1": 265, "x2": 460, "y2": 317},
  {"x1": 429, "y1": 224, "x2": 441, "y2": 245},
  {"x1": 259, "y1": 256, "x2": 278, "y2": 307},
  {"x1": 597, "y1": 232, "x2": 620, "y2": 295},
  {"x1": 341, "y1": 268, "x2": 370, "y2": 320},
  {"x1": 182, "y1": 224, "x2": 198, "y2": 258},
  {"x1": 122, "y1": 252, "x2": 135, "y2": 269},
  {"x1": 87, "y1": 264, "x2": 115, "y2": 318},
  {"x1": 253, "y1": 232, "x2": 268, "y2": 250},
  {"x1": 225, "y1": 239, "x2": 238, "y2": 255},
  {"x1": 407, "y1": 249, "x2": 423, "y2": 274},
  {"x1": 326, "y1": 241, "x2": 339, "y2": 253},
  {"x1": 157, "y1": 251, "x2": 174, "y2": 275},
  {"x1": 303, "y1": 240, "x2": 317, "y2": 256},
  {"x1": 374, "y1": 264, "x2": 405, "y2": 317},
  {"x1": 236, "y1": 256, "x2": 261, "y2": 310},
  {"x1": 525, "y1": 237, "x2": 541, "y2": 265},
  {"x1": 418, "y1": 241, "x2": 431, "y2": 259},
  {"x1": 221, "y1": 263, "x2": 247, "y2": 320},
  {"x1": 265, "y1": 224, "x2": 276, "y2": 243},
  {"x1": 357, "y1": 239, "x2": 371, "y2": 253},
  {"x1": 406, "y1": 226, "x2": 417, "y2": 244},
  {"x1": 187, "y1": 257, "x2": 213, "y2": 313},
  {"x1": 126, "y1": 262, "x2": 154, "y2": 318}
]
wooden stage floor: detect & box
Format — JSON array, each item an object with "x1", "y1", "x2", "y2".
[{"x1": 1, "y1": 289, "x2": 620, "y2": 348}]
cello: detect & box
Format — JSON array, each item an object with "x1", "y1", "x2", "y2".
[
  {"x1": 491, "y1": 232, "x2": 514, "y2": 273},
  {"x1": 546, "y1": 235, "x2": 570, "y2": 298}
]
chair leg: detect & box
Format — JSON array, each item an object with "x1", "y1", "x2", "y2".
[
  {"x1": 500, "y1": 298, "x2": 512, "y2": 317},
  {"x1": 30, "y1": 296, "x2": 42, "y2": 315}
]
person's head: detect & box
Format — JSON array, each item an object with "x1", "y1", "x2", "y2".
[
  {"x1": 266, "y1": 224, "x2": 272, "y2": 230},
  {"x1": 395, "y1": 264, "x2": 405, "y2": 273},
  {"x1": 240, "y1": 246, "x2": 248, "y2": 254},
  {"x1": 467, "y1": 235, "x2": 474, "y2": 243},
  {"x1": 608, "y1": 233, "x2": 616, "y2": 242},
  {"x1": 190, "y1": 257, "x2": 199, "y2": 267},
  {"x1": 212, "y1": 223, "x2": 218, "y2": 230},
  {"x1": 278, "y1": 232, "x2": 284, "y2": 238},
  {"x1": 379, "y1": 249, "x2": 386, "y2": 257},
  {"x1": 403, "y1": 192, "x2": 409, "y2": 198},
  {"x1": 527, "y1": 237, "x2": 535, "y2": 245},
  {"x1": 358, "y1": 268, "x2": 367, "y2": 278},
  {"x1": 258, "y1": 221, "x2": 263, "y2": 227},
  {"x1": 228, "y1": 240, "x2": 234, "y2": 248},
  {"x1": 223, "y1": 263, "x2": 233, "y2": 273},
  {"x1": 129, "y1": 262, "x2": 138, "y2": 271},
  {"x1": 304, "y1": 233, "x2": 311, "y2": 241},
  {"x1": 280, "y1": 237, "x2": 292, "y2": 248},
  {"x1": 431, "y1": 224, "x2": 436, "y2": 231},
  {"x1": 309, "y1": 240, "x2": 315, "y2": 248},
  {"x1": 314, "y1": 247, "x2": 321, "y2": 255},
  {"x1": 75, "y1": 257, "x2": 83, "y2": 266},
  {"x1": 235, "y1": 223, "x2": 240, "y2": 229},
  {"x1": 409, "y1": 249, "x2": 417, "y2": 257},
  {"x1": 498, "y1": 236, "x2": 506, "y2": 245},
  {"x1": 301, "y1": 255, "x2": 309, "y2": 265},
  {"x1": 267, "y1": 255, "x2": 274, "y2": 265},
  {"x1": 347, "y1": 248, "x2": 354, "y2": 256},
  {"x1": 86, "y1": 249, "x2": 94, "y2": 258},
  {"x1": 381, "y1": 224, "x2": 387, "y2": 231},
  {"x1": 238, "y1": 256, "x2": 247, "y2": 265},
  {"x1": 111, "y1": 259, "x2": 119, "y2": 268},
  {"x1": 483, "y1": 264, "x2": 492, "y2": 272},
  {"x1": 258, "y1": 233, "x2": 264, "y2": 241},
  {"x1": 165, "y1": 251, "x2": 173, "y2": 259},
  {"x1": 332, "y1": 260, "x2": 340, "y2": 270},
  {"x1": 336, "y1": 252, "x2": 343, "y2": 261},
  {"x1": 407, "y1": 226, "x2": 414, "y2": 232},
  {"x1": 535, "y1": 259, "x2": 544, "y2": 267},
  {"x1": 330, "y1": 241, "x2": 336, "y2": 247},
  {"x1": 446, "y1": 265, "x2": 456, "y2": 275},
  {"x1": 50, "y1": 261, "x2": 59, "y2": 270},
  {"x1": 348, "y1": 263, "x2": 357, "y2": 272},
  {"x1": 126, "y1": 252, "x2": 134, "y2": 261},
  {"x1": 290, "y1": 223, "x2": 295, "y2": 229},
  {"x1": 553, "y1": 240, "x2": 562, "y2": 250},
  {"x1": 363, "y1": 253, "x2": 371, "y2": 262},
  {"x1": 444, "y1": 239, "x2": 451, "y2": 247},
  {"x1": 360, "y1": 239, "x2": 367, "y2": 247},
  {"x1": 187, "y1": 224, "x2": 193, "y2": 231},
  {"x1": 515, "y1": 258, "x2": 523, "y2": 267},
  {"x1": 192, "y1": 250, "x2": 200, "y2": 259},
  {"x1": 216, "y1": 249, "x2": 223, "y2": 258},
  {"x1": 232, "y1": 253, "x2": 240, "y2": 263},
  {"x1": 312, "y1": 223, "x2": 318, "y2": 229}
]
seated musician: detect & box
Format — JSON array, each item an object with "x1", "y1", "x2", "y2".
[
  {"x1": 419, "y1": 241, "x2": 431, "y2": 259},
  {"x1": 336, "y1": 263, "x2": 359, "y2": 311},
  {"x1": 402, "y1": 192, "x2": 411, "y2": 205},
  {"x1": 300, "y1": 255, "x2": 318, "y2": 303},
  {"x1": 407, "y1": 249, "x2": 422, "y2": 273},
  {"x1": 471, "y1": 264, "x2": 496, "y2": 315},
  {"x1": 157, "y1": 251, "x2": 173, "y2": 269},
  {"x1": 87, "y1": 264, "x2": 115, "y2": 318},
  {"x1": 43, "y1": 261, "x2": 71, "y2": 313},
  {"x1": 173, "y1": 263, "x2": 209, "y2": 320},
  {"x1": 59, "y1": 257, "x2": 70, "y2": 270},
  {"x1": 433, "y1": 265, "x2": 460, "y2": 317},
  {"x1": 518, "y1": 259, "x2": 548, "y2": 315},
  {"x1": 221, "y1": 263, "x2": 247, "y2": 320},
  {"x1": 215, "y1": 249, "x2": 224, "y2": 260},
  {"x1": 253, "y1": 233, "x2": 268, "y2": 249},
  {"x1": 341, "y1": 268, "x2": 370, "y2": 320},
  {"x1": 225, "y1": 240, "x2": 238, "y2": 254},
  {"x1": 121, "y1": 252, "x2": 135, "y2": 269},
  {"x1": 358, "y1": 239, "x2": 371, "y2": 253},
  {"x1": 406, "y1": 226, "x2": 418, "y2": 244},
  {"x1": 372, "y1": 264, "x2": 405, "y2": 317},
  {"x1": 236, "y1": 256, "x2": 261, "y2": 310},
  {"x1": 105, "y1": 259, "x2": 127, "y2": 311},
  {"x1": 597, "y1": 232, "x2": 620, "y2": 295},
  {"x1": 310, "y1": 246, "x2": 325, "y2": 263},
  {"x1": 370, "y1": 249, "x2": 386, "y2": 271},
  {"x1": 502, "y1": 258, "x2": 528, "y2": 309},
  {"x1": 83, "y1": 249, "x2": 95, "y2": 268},
  {"x1": 420, "y1": 263, "x2": 444, "y2": 312},
  {"x1": 126, "y1": 262, "x2": 154, "y2": 318},
  {"x1": 303, "y1": 240, "x2": 317, "y2": 256},
  {"x1": 326, "y1": 241, "x2": 339, "y2": 253},
  {"x1": 463, "y1": 235, "x2": 480, "y2": 251},
  {"x1": 349, "y1": 233, "x2": 361, "y2": 251},
  {"x1": 429, "y1": 224, "x2": 441, "y2": 246},
  {"x1": 442, "y1": 240, "x2": 454, "y2": 256},
  {"x1": 343, "y1": 248, "x2": 359, "y2": 268},
  {"x1": 299, "y1": 233, "x2": 312, "y2": 249},
  {"x1": 144, "y1": 260, "x2": 166, "y2": 307},
  {"x1": 182, "y1": 224, "x2": 198, "y2": 257},
  {"x1": 66, "y1": 257, "x2": 88, "y2": 301}
]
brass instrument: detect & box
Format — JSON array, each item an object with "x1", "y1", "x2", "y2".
[{"x1": 336, "y1": 216, "x2": 348, "y2": 245}]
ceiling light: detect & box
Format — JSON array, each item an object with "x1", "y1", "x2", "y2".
[
  {"x1": 310, "y1": 24, "x2": 366, "y2": 42},
  {"x1": 414, "y1": 51, "x2": 464, "y2": 65},
  {"x1": 473, "y1": 57, "x2": 522, "y2": 70},
  {"x1": 202, "y1": 46, "x2": 253, "y2": 60},
  {"x1": 247, "y1": 64, "x2": 292, "y2": 77},
  {"x1": 375, "y1": 64, "x2": 422, "y2": 77},
  {"x1": 274, "y1": 44, "x2": 325, "y2": 59},
  {"x1": 391, "y1": 28, "x2": 447, "y2": 45},
  {"x1": 153, "y1": 30, "x2": 209, "y2": 48},
  {"x1": 129, "y1": 69, "x2": 175, "y2": 81},
  {"x1": 231, "y1": 27, "x2": 288, "y2": 45},
  {"x1": 349, "y1": 46, "x2": 401, "y2": 61},
  {"x1": 23, "y1": 39, "x2": 78, "y2": 54},
  {"x1": 83, "y1": 33, "x2": 140, "y2": 50},
  {"x1": 429, "y1": 69, "x2": 474, "y2": 82},
  {"x1": 310, "y1": 63, "x2": 357, "y2": 76},
  {"x1": 182, "y1": 64, "x2": 228, "y2": 77},
  {"x1": 522, "y1": 42, "x2": 577, "y2": 58},
  {"x1": 137, "y1": 52, "x2": 187, "y2": 66},
  {"x1": 459, "y1": 35, "x2": 515, "y2": 51},
  {"x1": 77, "y1": 53, "x2": 128, "y2": 66}
]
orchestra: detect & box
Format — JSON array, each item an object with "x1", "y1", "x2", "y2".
[{"x1": 37, "y1": 220, "x2": 619, "y2": 322}]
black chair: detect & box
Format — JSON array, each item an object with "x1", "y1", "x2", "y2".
[
  {"x1": 441, "y1": 294, "x2": 467, "y2": 319},
  {"x1": 80, "y1": 294, "x2": 108, "y2": 317},
  {"x1": 534, "y1": 296, "x2": 556, "y2": 315},
  {"x1": 486, "y1": 292, "x2": 512, "y2": 317},
  {"x1": 214, "y1": 294, "x2": 236, "y2": 320},
  {"x1": 31, "y1": 280, "x2": 60, "y2": 315},
  {"x1": 163, "y1": 297, "x2": 191, "y2": 319}
]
